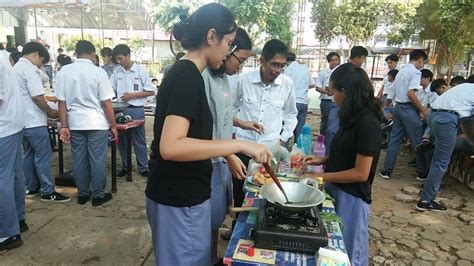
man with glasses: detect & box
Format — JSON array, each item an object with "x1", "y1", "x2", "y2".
[
  {"x1": 284, "y1": 52, "x2": 315, "y2": 141},
  {"x1": 231, "y1": 37, "x2": 297, "y2": 220}
]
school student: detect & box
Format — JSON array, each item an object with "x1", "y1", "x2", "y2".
[
  {"x1": 14, "y1": 42, "x2": 70, "y2": 202},
  {"x1": 55, "y1": 40, "x2": 117, "y2": 206},
  {"x1": 417, "y1": 79, "x2": 474, "y2": 211},
  {"x1": 0, "y1": 50, "x2": 27, "y2": 251},
  {"x1": 145, "y1": 4, "x2": 272, "y2": 265},
  {"x1": 377, "y1": 54, "x2": 399, "y2": 101},
  {"x1": 417, "y1": 69, "x2": 438, "y2": 108},
  {"x1": 315, "y1": 52, "x2": 340, "y2": 137},
  {"x1": 379, "y1": 49, "x2": 429, "y2": 180},
  {"x1": 202, "y1": 27, "x2": 259, "y2": 265},
  {"x1": 100, "y1": 47, "x2": 117, "y2": 78},
  {"x1": 284, "y1": 52, "x2": 316, "y2": 141},
  {"x1": 304, "y1": 63, "x2": 382, "y2": 265},
  {"x1": 325, "y1": 46, "x2": 368, "y2": 154},
  {"x1": 110, "y1": 44, "x2": 155, "y2": 177}
]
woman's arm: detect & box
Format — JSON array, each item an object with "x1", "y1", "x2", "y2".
[
  {"x1": 160, "y1": 115, "x2": 271, "y2": 163},
  {"x1": 316, "y1": 154, "x2": 374, "y2": 183}
]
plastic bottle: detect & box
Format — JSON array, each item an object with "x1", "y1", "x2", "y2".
[
  {"x1": 301, "y1": 124, "x2": 313, "y2": 156},
  {"x1": 312, "y1": 135, "x2": 326, "y2": 173}
]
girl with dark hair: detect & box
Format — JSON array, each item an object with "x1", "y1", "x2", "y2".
[
  {"x1": 304, "y1": 63, "x2": 382, "y2": 265},
  {"x1": 145, "y1": 4, "x2": 272, "y2": 265},
  {"x1": 202, "y1": 27, "x2": 258, "y2": 265}
]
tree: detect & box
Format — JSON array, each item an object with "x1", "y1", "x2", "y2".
[
  {"x1": 311, "y1": 0, "x2": 421, "y2": 57},
  {"x1": 219, "y1": 0, "x2": 296, "y2": 47},
  {"x1": 59, "y1": 34, "x2": 113, "y2": 52},
  {"x1": 404, "y1": 1, "x2": 474, "y2": 79},
  {"x1": 152, "y1": 1, "x2": 196, "y2": 33}
]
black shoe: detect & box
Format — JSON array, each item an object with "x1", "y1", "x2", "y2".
[
  {"x1": 77, "y1": 196, "x2": 90, "y2": 205},
  {"x1": 416, "y1": 139, "x2": 434, "y2": 152},
  {"x1": 140, "y1": 170, "x2": 150, "y2": 177},
  {"x1": 416, "y1": 172, "x2": 428, "y2": 182},
  {"x1": 26, "y1": 189, "x2": 40, "y2": 197},
  {"x1": 0, "y1": 235, "x2": 23, "y2": 251},
  {"x1": 19, "y1": 220, "x2": 29, "y2": 233},
  {"x1": 415, "y1": 200, "x2": 447, "y2": 212},
  {"x1": 92, "y1": 193, "x2": 113, "y2": 206},
  {"x1": 40, "y1": 191, "x2": 71, "y2": 203},
  {"x1": 407, "y1": 159, "x2": 417, "y2": 167},
  {"x1": 117, "y1": 169, "x2": 128, "y2": 177},
  {"x1": 379, "y1": 170, "x2": 391, "y2": 179}
]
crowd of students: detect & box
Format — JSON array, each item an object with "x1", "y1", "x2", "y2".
[{"x1": 1, "y1": 2, "x2": 474, "y2": 265}]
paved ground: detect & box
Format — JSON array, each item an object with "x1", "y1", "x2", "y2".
[{"x1": 1, "y1": 113, "x2": 473, "y2": 265}]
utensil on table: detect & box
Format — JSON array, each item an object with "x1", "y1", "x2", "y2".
[{"x1": 262, "y1": 162, "x2": 294, "y2": 204}]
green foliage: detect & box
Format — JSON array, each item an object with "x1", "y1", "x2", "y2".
[
  {"x1": 152, "y1": 0, "x2": 195, "y2": 33},
  {"x1": 311, "y1": 0, "x2": 422, "y2": 48},
  {"x1": 146, "y1": 61, "x2": 163, "y2": 78},
  {"x1": 60, "y1": 34, "x2": 112, "y2": 52},
  {"x1": 416, "y1": 1, "x2": 474, "y2": 78},
  {"x1": 126, "y1": 36, "x2": 145, "y2": 52},
  {"x1": 219, "y1": 0, "x2": 295, "y2": 47}
]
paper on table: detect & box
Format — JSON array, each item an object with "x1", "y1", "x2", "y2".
[{"x1": 232, "y1": 239, "x2": 276, "y2": 265}]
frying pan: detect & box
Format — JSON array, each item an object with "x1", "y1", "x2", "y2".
[
  {"x1": 259, "y1": 181, "x2": 325, "y2": 213},
  {"x1": 112, "y1": 101, "x2": 129, "y2": 113}
]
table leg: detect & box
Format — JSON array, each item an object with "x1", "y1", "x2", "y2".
[
  {"x1": 111, "y1": 140, "x2": 117, "y2": 193},
  {"x1": 127, "y1": 129, "x2": 132, "y2": 182},
  {"x1": 58, "y1": 138, "x2": 64, "y2": 175}
]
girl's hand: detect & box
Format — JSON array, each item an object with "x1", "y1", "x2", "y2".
[
  {"x1": 301, "y1": 155, "x2": 326, "y2": 166},
  {"x1": 242, "y1": 142, "x2": 273, "y2": 164}
]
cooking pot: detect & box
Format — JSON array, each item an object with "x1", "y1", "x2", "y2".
[
  {"x1": 112, "y1": 102, "x2": 129, "y2": 113},
  {"x1": 259, "y1": 181, "x2": 325, "y2": 213}
]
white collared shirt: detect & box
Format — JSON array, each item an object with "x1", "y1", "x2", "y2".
[
  {"x1": 0, "y1": 53, "x2": 24, "y2": 138},
  {"x1": 55, "y1": 59, "x2": 115, "y2": 130},
  {"x1": 14, "y1": 57, "x2": 47, "y2": 129},
  {"x1": 110, "y1": 62, "x2": 155, "y2": 107},
  {"x1": 391, "y1": 64, "x2": 421, "y2": 103},
  {"x1": 315, "y1": 68, "x2": 334, "y2": 100},
  {"x1": 416, "y1": 83, "x2": 438, "y2": 107},
  {"x1": 284, "y1": 61, "x2": 315, "y2": 104},
  {"x1": 431, "y1": 83, "x2": 474, "y2": 118},
  {"x1": 232, "y1": 69, "x2": 298, "y2": 145}
]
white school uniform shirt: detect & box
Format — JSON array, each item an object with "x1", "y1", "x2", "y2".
[
  {"x1": 391, "y1": 63, "x2": 421, "y2": 104},
  {"x1": 14, "y1": 58, "x2": 47, "y2": 129},
  {"x1": 284, "y1": 61, "x2": 315, "y2": 104},
  {"x1": 315, "y1": 68, "x2": 334, "y2": 100},
  {"x1": 55, "y1": 59, "x2": 115, "y2": 130},
  {"x1": 416, "y1": 83, "x2": 438, "y2": 107},
  {"x1": 232, "y1": 69, "x2": 298, "y2": 145},
  {"x1": 110, "y1": 62, "x2": 155, "y2": 107},
  {"x1": 0, "y1": 53, "x2": 25, "y2": 138},
  {"x1": 431, "y1": 83, "x2": 474, "y2": 118}
]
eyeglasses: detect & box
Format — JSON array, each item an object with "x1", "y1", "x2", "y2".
[
  {"x1": 231, "y1": 53, "x2": 247, "y2": 66},
  {"x1": 268, "y1": 62, "x2": 287, "y2": 70},
  {"x1": 227, "y1": 44, "x2": 237, "y2": 56}
]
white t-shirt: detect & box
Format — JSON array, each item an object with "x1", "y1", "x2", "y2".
[
  {"x1": 431, "y1": 83, "x2": 474, "y2": 118},
  {"x1": 391, "y1": 64, "x2": 421, "y2": 103},
  {"x1": 55, "y1": 59, "x2": 115, "y2": 130},
  {"x1": 0, "y1": 53, "x2": 25, "y2": 138},
  {"x1": 315, "y1": 68, "x2": 335, "y2": 100},
  {"x1": 416, "y1": 83, "x2": 438, "y2": 107},
  {"x1": 110, "y1": 63, "x2": 155, "y2": 107},
  {"x1": 14, "y1": 58, "x2": 47, "y2": 129},
  {"x1": 284, "y1": 61, "x2": 315, "y2": 104}
]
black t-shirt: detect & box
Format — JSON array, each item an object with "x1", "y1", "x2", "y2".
[
  {"x1": 325, "y1": 109, "x2": 382, "y2": 204},
  {"x1": 145, "y1": 60, "x2": 213, "y2": 207}
]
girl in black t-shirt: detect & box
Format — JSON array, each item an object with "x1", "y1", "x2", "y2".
[
  {"x1": 304, "y1": 63, "x2": 382, "y2": 266},
  {"x1": 145, "y1": 4, "x2": 272, "y2": 265}
]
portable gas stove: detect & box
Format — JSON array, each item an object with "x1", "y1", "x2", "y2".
[{"x1": 252, "y1": 201, "x2": 328, "y2": 254}]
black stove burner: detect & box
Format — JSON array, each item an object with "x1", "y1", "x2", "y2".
[{"x1": 253, "y1": 202, "x2": 328, "y2": 254}]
